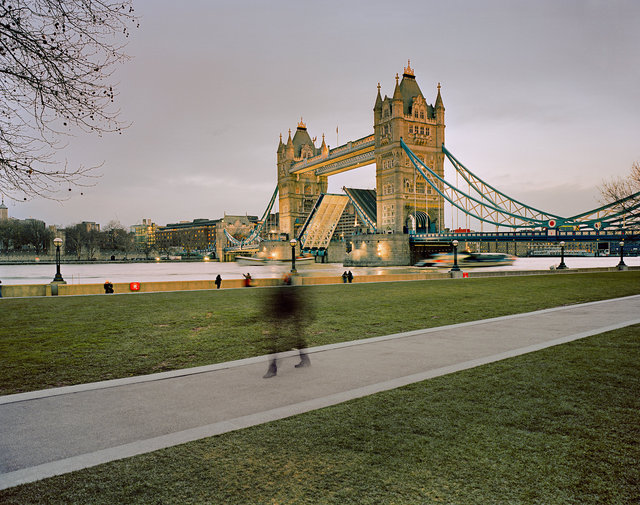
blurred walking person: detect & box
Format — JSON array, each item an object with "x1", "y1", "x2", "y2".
[{"x1": 262, "y1": 276, "x2": 313, "y2": 378}]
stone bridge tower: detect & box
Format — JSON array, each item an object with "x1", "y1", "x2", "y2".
[
  {"x1": 276, "y1": 119, "x2": 329, "y2": 238},
  {"x1": 374, "y1": 61, "x2": 445, "y2": 234}
]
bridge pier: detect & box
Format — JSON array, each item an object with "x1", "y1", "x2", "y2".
[{"x1": 344, "y1": 234, "x2": 411, "y2": 267}]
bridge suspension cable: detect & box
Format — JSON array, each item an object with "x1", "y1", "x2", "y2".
[
  {"x1": 402, "y1": 139, "x2": 640, "y2": 231},
  {"x1": 563, "y1": 193, "x2": 640, "y2": 230},
  {"x1": 224, "y1": 185, "x2": 279, "y2": 248},
  {"x1": 442, "y1": 146, "x2": 563, "y2": 223},
  {"x1": 401, "y1": 139, "x2": 548, "y2": 229}
]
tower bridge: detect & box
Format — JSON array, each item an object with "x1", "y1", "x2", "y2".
[
  {"x1": 222, "y1": 61, "x2": 639, "y2": 265},
  {"x1": 277, "y1": 60, "x2": 445, "y2": 241}
]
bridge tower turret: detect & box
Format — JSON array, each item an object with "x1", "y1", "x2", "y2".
[
  {"x1": 374, "y1": 61, "x2": 445, "y2": 234},
  {"x1": 277, "y1": 120, "x2": 328, "y2": 238}
]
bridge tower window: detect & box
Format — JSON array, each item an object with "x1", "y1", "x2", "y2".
[{"x1": 404, "y1": 178, "x2": 413, "y2": 192}]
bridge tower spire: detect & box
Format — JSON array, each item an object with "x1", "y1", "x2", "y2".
[
  {"x1": 277, "y1": 121, "x2": 328, "y2": 238},
  {"x1": 374, "y1": 62, "x2": 445, "y2": 233}
]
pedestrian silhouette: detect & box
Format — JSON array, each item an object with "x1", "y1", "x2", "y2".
[
  {"x1": 215, "y1": 274, "x2": 222, "y2": 289},
  {"x1": 262, "y1": 277, "x2": 313, "y2": 378},
  {"x1": 347, "y1": 271, "x2": 353, "y2": 283},
  {"x1": 104, "y1": 280, "x2": 114, "y2": 294},
  {"x1": 342, "y1": 271, "x2": 348, "y2": 283}
]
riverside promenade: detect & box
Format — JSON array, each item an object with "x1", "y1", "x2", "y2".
[{"x1": 1, "y1": 294, "x2": 639, "y2": 490}]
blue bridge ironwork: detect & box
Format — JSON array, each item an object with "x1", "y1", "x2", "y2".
[{"x1": 410, "y1": 228, "x2": 633, "y2": 244}]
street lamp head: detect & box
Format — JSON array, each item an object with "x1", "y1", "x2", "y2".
[
  {"x1": 560, "y1": 241, "x2": 565, "y2": 247},
  {"x1": 290, "y1": 238, "x2": 297, "y2": 247},
  {"x1": 452, "y1": 240, "x2": 459, "y2": 247},
  {"x1": 53, "y1": 237, "x2": 62, "y2": 247},
  {"x1": 619, "y1": 241, "x2": 624, "y2": 247}
]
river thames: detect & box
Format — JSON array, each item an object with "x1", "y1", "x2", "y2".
[{"x1": 1, "y1": 256, "x2": 637, "y2": 285}]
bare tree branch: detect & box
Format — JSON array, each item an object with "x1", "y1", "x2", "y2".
[
  {"x1": 0, "y1": 0, "x2": 137, "y2": 201},
  {"x1": 600, "y1": 161, "x2": 640, "y2": 213}
]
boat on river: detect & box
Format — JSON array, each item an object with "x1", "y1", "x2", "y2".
[{"x1": 415, "y1": 252, "x2": 516, "y2": 268}]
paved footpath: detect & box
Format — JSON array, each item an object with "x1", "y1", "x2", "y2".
[{"x1": 1, "y1": 295, "x2": 639, "y2": 490}]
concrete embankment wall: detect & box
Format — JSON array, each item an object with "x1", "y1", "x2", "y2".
[
  {"x1": 1, "y1": 266, "x2": 636, "y2": 298},
  {"x1": 1, "y1": 274, "x2": 446, "y2": 297}
]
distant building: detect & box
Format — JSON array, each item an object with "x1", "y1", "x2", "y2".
[
  {"x1": 155, "y1": 218, "x2": 220, "y2": 254},
  {"x1": 130, "y1": 219, "x2": 157, "y2": 248},
  {"x1": 219, "y1": 214, "x2": 259, "y2": 241},
  {"x1": 0, "y1": 199, "x2": 8, "y2": 221},
  {"x1": 80, "y1": 221, "x2": 100, "y2": 232},
  {"x1": 259, "y1": 212, "x2": 280, "y2": 240}
]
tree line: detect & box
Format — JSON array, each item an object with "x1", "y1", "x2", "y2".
[
  {"x1": 0, "y1": 220, "x2": 144, "y2": 259},
  {"x1": 0, "y1": 218, "x2": 52, "y2": 254},
  {"x1": 64, "y1": 222, "x2": 136, "y2": 260}
]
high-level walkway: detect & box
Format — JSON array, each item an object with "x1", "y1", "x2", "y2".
[{"x1": 1, "y1": 295, "x2": 639, "y2": 490}]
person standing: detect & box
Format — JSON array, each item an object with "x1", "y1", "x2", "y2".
[
  {"x1": 215, "y1": 274, "x2": 222, "y2": 289},
  {"x1": 347, "y1": 271, "x2": 353, "y2": 283},
  {"x1": 342, "y1": 271, "x2": 348, "y2": 283}
]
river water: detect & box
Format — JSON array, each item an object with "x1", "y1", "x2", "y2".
[{"x1": 1, "y1": 256, "x2": 637, "y2": 285}]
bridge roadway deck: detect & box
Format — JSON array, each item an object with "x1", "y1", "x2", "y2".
[{"x1": 2, "y1": 295, "x2": 640, "y2": 490}]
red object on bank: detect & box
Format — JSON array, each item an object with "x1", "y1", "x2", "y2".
[
  {"x1": 130, "y1": 282, "x2": 141, "y2": 291},
  {"x1": 462, "y1": 273, "x2": 469, "y2": 278}
]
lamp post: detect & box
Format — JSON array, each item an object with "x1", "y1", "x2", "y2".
[
  {"x1": 450, "y1": 239, "x2": 461, "y2": 272},
  {"x1": 557, "y1": 241, "x2": 567, "y2": 270},
  {"x1": 290, "y1": 238, "x2": 297, "y2": 273},
  {"x1": 52, "y1": 237, "x2": 65, "y2": 283},
  {"x1": 617, "y1": 241, "x2": 627, "y2": 270}
]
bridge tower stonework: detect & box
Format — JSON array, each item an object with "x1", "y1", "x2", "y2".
[
  {"x1": 374, "y1": 61, "x2": 445, "y2": 234},
  {"x1": 276, "y1": 120, "x2": 329, "y2": 238}
]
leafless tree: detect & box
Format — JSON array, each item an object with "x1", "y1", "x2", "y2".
[
  {"x1": 63, "y1": 222, "x2": 84, "y2": 258},
  {"x1": 102, "y1": 219, "x2": 131, "y2": 254},
  {"x1": 0, "y1": 0, "x2": 137, "y2": 201},
  {"x1": 600, "y1": 161, "x2": 640, "y2": 212}
]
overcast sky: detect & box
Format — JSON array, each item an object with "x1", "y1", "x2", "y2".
[{"x1": 7, "y1": 0, "x2": 640, "y2": 228}]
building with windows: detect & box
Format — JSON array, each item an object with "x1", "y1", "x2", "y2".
[
  {"x1": 155, "y1": 219, "x2": 220, "y2": 255},
  {"x1": 130, "y1": 219, "x2": 157, "y2": 248}
]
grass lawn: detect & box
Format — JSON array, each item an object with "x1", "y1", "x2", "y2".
[
  {"x1": 1, "y1": 271, "x2": 640, "y2": 395},
  {"x1": 1, "y1": 325, "x2": 638, "y2": 504}
]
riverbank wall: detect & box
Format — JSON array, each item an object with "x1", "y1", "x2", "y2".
[{"x1": 1, "y1": 266, "x2": 636, "y2": 298}]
